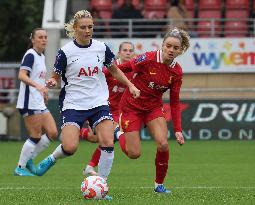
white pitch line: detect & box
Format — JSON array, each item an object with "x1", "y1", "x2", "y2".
[{"x1": 0, "y1": 186, "x2": 255, "y2": 190}]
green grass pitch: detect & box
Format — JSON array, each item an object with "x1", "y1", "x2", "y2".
[{"x1": 0, "y1": 140, "x2": 255, "y2": 205}]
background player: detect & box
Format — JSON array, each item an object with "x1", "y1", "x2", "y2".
[{"x1": 14, "y1": 28, "x2": 58, "y2": 176}]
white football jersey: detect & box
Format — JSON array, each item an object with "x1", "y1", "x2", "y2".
[
  {"x1": 54, "y1": 39, "x2": 115, "y2": 111},
  {"x1": 16, "y1": 49, "x2": 47, "y2": 110}
]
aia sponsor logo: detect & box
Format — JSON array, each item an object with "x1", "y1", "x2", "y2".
[{"x1": 78, "y1": 67, "x2": 99, "y2": 77}]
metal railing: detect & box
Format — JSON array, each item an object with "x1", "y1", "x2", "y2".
[
  {"x1": 1, "y1": 88, "x2": 255, "y2": 103},
  {"x1": 60, "y1": 18, "x2": 255, "y2": 38}
]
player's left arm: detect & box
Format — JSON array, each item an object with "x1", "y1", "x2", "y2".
[
  {"x1": 170, "y1": 76, "x2": 185, "y2": 145},
  {"x1": 108, "y1": 64, "x2": 140, "y2": 98}
]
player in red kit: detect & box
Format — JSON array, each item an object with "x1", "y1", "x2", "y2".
[
  {"x1": 80, "y1": 42, "x2": 136, "y2": 176},
  {"x1": 116, "y1": 28, "x2": 190, "y2": 193}
]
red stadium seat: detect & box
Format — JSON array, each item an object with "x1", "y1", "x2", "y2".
[
  {"x1": 99, "y1": 11, "x2": 112, "y2": 19},
  {"x1": 187, "y1": 9, "x2": 195, "y2": 18},
  {"x1": 198, "y1": 10, "x2": 222, "y2": 19},
  {"x1": 90, "y1": 0, "x2": 112, "y2": 10},
  {"x1": 224, "y1": 21, "x2": 248, "y2": 37},
  {"x1": 197, "y1": 21, "x2": 221, "y2": 37},
  {"x1": 198, "y1": 0, "x2": 221, "y2": 9},
  {"x1": 225, "y1": 0, "x2": 249, "y2": 9},
  {"x1": 144, "y1": 0, "x2": 167, "y2": 10},
  {"x1": 184, "y1": 0, "x2": 195, "y2": 10},
  {"x1": 144, "y1": 10, "x2": 166, "y2": 19},
  {"x1": 225, "y1": 10, "x2": 249, "y2": 18}
]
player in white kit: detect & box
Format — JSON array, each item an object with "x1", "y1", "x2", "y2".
[
  {"x1": 36, "y1": 10, "x2": 140, "y2": 199},
  {"x1": 14, "y1": 28, "x2": 58, "y2": 176}
]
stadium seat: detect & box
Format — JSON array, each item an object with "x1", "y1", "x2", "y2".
[
  {"x1": 187, "y1": 9, "x2": 195, "y2": 18},
  {"x1": 184, "y1": 0, "x2": 195, "y2": 10},
  {"x1": 225, "y1": 0, "x2": 249, "y2": 9},
  {"x1": 198, "y1": 0, "x2": 221, "y2": 9},
  {"x1": 116, "y1": 0, "x2": 140, "y2": 9},
  {"x1": 184, "y1": 0, "x2": 195, "y2": 18},
  {"x1": 224, "y1": 21, "x2": 248, "y2": 37},
  {"x1": 144, "y1": 10, "x2": 166, "y2": 19},
  {"x1": 144, "y1": 0, "x2": 167, "y2": 10},
  {"x1": 90, "y1": 0, "x2": 112, "y2": 10},
  {"x1": 225, "y1": 10, "x2": 249, "y2": 18},
  {"x1": 198, "y1": 10, "x2": 222, "y2": 19},
  {"x1": 197, "y1": 21, "x2": 221, "y2": 37},
  {"x1": 99, "y1": 11, "x2": 112, "y2": 19}
]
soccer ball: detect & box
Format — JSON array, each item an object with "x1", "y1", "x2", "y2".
[{"x1": 81, "y1": 176, "x2": 108, "y2": 199}]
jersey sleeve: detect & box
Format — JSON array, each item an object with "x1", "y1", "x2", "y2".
[
  {"x1": 53, "y1": 49, "x2": 67, "y2": 75},
  {"x1": 20, "y1": 53, "x2": 34, "y2": 72},
  {"x1": 103, "y1": 44, "x2": 115, "y2": 68},
  {"x1": 169, "y1": 76, "x2": 182, "y2": 133},
  {"x1": 129, "y1": 53, "x2": 147, "y2": 72},
  {"x1": 117, "y1": 61, "x2": 133, "y2": 73}
]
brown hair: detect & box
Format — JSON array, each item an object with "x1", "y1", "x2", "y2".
[
  {"x1": 163, "y1": 27, "x2": 190, "y2": 53},
  {"x1": 118, "y1": 42, "x2": 134, "y2": 52},
  {"x1": 28, "y1": 28, "x2": 46, "y2": 49}
]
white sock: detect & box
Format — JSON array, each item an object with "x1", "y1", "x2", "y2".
[
  {"x1": 18, "y1": 139, "x2": 37, "y2": 168},
  {"x1": 116, "y1": 131, "x2": 124, "y2": 140},
  {"x1": 155, "y1": 182, "x2": 162, "y2": 188},
  {"x1": 52, "y1": 144, "x2": 68, "y2": 160},
  {"x1": 98, "y1": 147, "x2": 114, "y2": 180},
  {"x1": 31, "y1": 134, "x2": 51, "y2": 159}
]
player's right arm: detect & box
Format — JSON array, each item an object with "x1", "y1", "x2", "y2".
[
  {"x1": 19, "y1": 53, "x2": 48, "y2": 97},
  {"x1": 46, "y1": 72, "x2": 60, "y2": 88},
  {"x1": 46, "y1": 49, "x2": 66, "y2": 88}
]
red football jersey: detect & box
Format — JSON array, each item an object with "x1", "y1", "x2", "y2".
[
  {"x1": 104, "y1": 59, "x2": 133, "y2": 114},
  {"x1": 119, "y1": 50, "x2": 183, "y2": 132}
]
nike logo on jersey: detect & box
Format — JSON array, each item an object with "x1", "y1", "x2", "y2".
[
  {"x1": 149, "y1": 68, "x2": 157, "y2": 75},
  {"x1": 149, "y1": 72, "x2": 157, "y2": 75}
]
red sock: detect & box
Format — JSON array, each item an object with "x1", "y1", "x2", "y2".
[
  {"x1": 155, "y1": 149, "x2": 169, "y2": 184},
  {"x1": 119, "y1": 133, "x2": 128, "y2": 155},
  {"x1": 80, "y1": 128, "x2": 89, "y2": 140},
  {"x1": 88, "y1": 146, "x2": 101, "y2": 167}
]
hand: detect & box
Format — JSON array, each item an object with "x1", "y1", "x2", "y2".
[
  {"x1": 175, "y1": 132, "x2": 185, "y2": 146},
  {"x1": 46, "y1": 78, "x2": 57, "y2": 88},
  {"x1": 129, "y1": 84, "x2": 140, "y2": 98}
]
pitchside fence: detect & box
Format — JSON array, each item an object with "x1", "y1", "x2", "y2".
[{"x1": 0, "y1": 85, "x2": 254, "y2": 141}]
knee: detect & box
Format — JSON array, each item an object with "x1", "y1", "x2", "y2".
[
  {"x1": 47, "y1": 130, "x2": 58, "y2": 140},
  {"x1": 127, "y1": 150, "x2": 141, "y2": 159},
  {"x1": 99, "y1": 135, "x2": 114, "y2": 147},
  {"x1": 157, "y1": 142, "x2": 169, "y2": 152},
  {"x1": 62, "y1": 143, "x2": 78, "y2": 155}
]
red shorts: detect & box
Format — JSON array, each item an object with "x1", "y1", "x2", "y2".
[
  {"x1": 111, "y1": 110, "x2": 120, "y2": 124},
  {"x1": 120, "y1": 107, "x2": 165, "y2": 132}
]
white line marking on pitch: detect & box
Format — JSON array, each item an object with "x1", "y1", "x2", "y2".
[{"x1": 1, "y1": 186, "x2": 255, "y2": 190}]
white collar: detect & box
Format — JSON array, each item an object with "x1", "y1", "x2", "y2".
[{"x1": 157, "y1": 50, "x2": 176, "y2": 68}]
